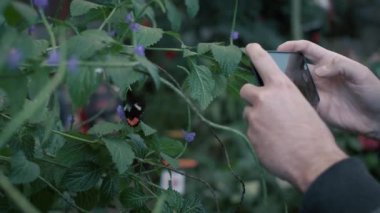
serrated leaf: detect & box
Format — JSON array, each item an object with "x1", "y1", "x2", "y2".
[
  {"x1": 136, "y1": 57, "x2": 160, "y2": 89},
  {"x1": 88, "y1": 121, "x2": 124, "y2": 136},
  {"x1": 74, "y1": 188, "x2": 99, "y2": 210},
  {"x1": 183, "y1": 49, "x2": 197, "y2": 58},
  {"x1": 66, "y1": 29, "x2": 114, "y2": 59},
  {"x1": 106, "y1": 56, "x2": 144, "y2": 91},
  {"x1": 66, "y1": 68, "x2": 101, "y2": 107},
  {"x1": 30, "y1": 40, "x2": 49, "y2": 59},
  {"x1": 140, "y1": 121, "x2": 156, "y2": 136},
  {"x1": 103, "y1": 138, "x2": 135, "y2": 174},
  {"x1": 157, "y1": 137, "x2": 184, "y2": 157},
  {"x1": 227, "y1": 69, "x2": 256, "y2": 98},
  {"x1": 120, "y1": 188, "x2": 153, "y2": 208},
  {"x1": 70, "y1": 0, "x2": 103, "y2": 16},
  {"x1": 211, "y1": 73, "x2": 227, "y2": 98},
  {"x1": 164, "y1": 0, "x2": 182, "y2": 31},
  {"x1": 9, "y1": 152, "x2": 40, "y2": 184},
  {"x1": 135, "y1": 26, "x2": 163, "y2": 47},
  {"x1": 161, "y1": 153, "x2": 179, "y2": 169},
  {"x1": 55, "y1": 133, "x2": 97, "y2": 165},
  {"x1": 128, "y1": 133, "x2": 148, "y2": 158},
  {"x1": 185, "y1": 0, "x2": 199, "y2": 18},
  {"x1": 186, "y1": 64, "x2": 215, "y2": 110},
  {"x1": 211, "y1": 44, "x2": 242, "y2": 76},
  {"x1": 100, "y1": 175, "x2": 120, "y2": 203},
  {"x1": 62, "y1": 161, "x2": 102, "y2": 192},
  {"x1": 197, "y1": 43, "x2": 215, "y2": 55}
]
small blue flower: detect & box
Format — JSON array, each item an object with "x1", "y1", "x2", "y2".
[
  {"x1": 129, "y1": 22, "x2": 140, "y2": 32},
  {"x1": 116, "y1": 105, "x2": 126, "y2": 120},
  {"x1": 47, "y1": 50, "x2": 59, "y2": 66},
  {"x1": 28, "y1": 25, "x2": 36, "y2": 35},
  {"x1": 7, "y1": 48, "x2": 23, "y2": 70},
  {"x1": 33, "y1": 0, "x2": 48, "y2": 8},
  {"x1": 134, "y1": 44, "x2": 145, "y2": 56},
  {"x1": 108, "y1": 30, "x2": 116, "y2": 37},
  {"x1": 231, "y1": 31, "x2": 239, "y2": 40},
  {"x1": 183, "y1": 131, "x2": 196, "y2": 143},
  {"x1": 67, "y1": 56, "x2": 79, "y2": 72},
  {"x1": 125, "y1": 12, "x2": 133, "y2": 24},
  {"x1": 64, "y1": 114, "x2": 74, "y2": 129}
]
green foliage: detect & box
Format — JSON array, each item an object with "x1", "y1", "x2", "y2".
[
  {"x1": 88, "y1": 121, "x2": 124, "y2": 136},
  {"x1": 70, "y1": 0, "x2": 104, "y2": 17},
  {"x1": 135, "y1": 26, "x2": 164, "y2": 47},
  {"x1": 9, "y1": 152, "x2": 40, "y2": 184},
  {"x1": 211, "y1": 44, "x2": 242, "y2": 76},
  {"x1": 61, "y1": 161, "x2": 102, "y2": 192},
  {"x1": 103, "y1": 138, "x2": 135, "y2": 174}
]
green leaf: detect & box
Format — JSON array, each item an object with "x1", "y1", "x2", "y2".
[
  {"x1": 185, "y1": 0, "x2": 199, "y2": 18},
  {"x1": 128, "y1": 133, "x2": 148, "y2": 158},
  {"x1": 186, "y1": 64, "x2": 215, "y2": 110},
  {"x1": 183, "y1": 49, "x2": 197, "y2": 58},
  {"x1": 67, "y1": 29, "x2": 114, "y2": 59},
  {"x1": 103, "y1": 138, "x2": 135, "y2": 174},
  {"x1": 140, "y1": 121, "x2": 157, "y2": 136},
  {"x1": 197, "y1": 43, "x2": 216, "y2": 55},
  {"x1": 211, "y1": 44, "x2": 242, "y2": 76},
  {"x1": 120, "y1": 188, "x2": 152, "y2": 208},
  {"x1": 30, "y1": 40, "x2": 49, "y2": 60},
  {"x1": 56, "y1": 138, "x2": 97, "y2": 166},
  {"x1": 135, "y1": 26, "x2": 163, "y2": 47},
  {"x1": 4, "y1": 2, "x2": 37, "y2": 28},
  {"x1": 157, "y1": 137, "x2": 184, "y2": 157},
  {"x1": 88, "y1": 121, "x2": 124, "y2": 136},
  {"x1": 164, "y1": 0, "x2": 182, "y2": 31},
  {"x1": 211, "y1": 73, "x2": 227, "y2": 98},
  {"x1": 66, "y1": 68, "x2": 102, "y2": 107},
  {"x1": 0, "y1": 75, "x2": 27, "y2": 115},
  {"x1": 74, "y1": 188, "x2": 100, "y2": 210},
  {"x1": 136, "y1": 57, "x2": 160, "y2": 89},
  {"x1": 99, "y1": 175, "x2": 120, "y2": 203},
  {"x1": 28, "y1": 70, "x2": 49, "y2": 100},
  {"x1": 9, "y1": 152, "x2": 40, "y2": 184},
  {"x1": 62, "y1": 161, "x2": 102, "y2": 192},
  {"x1": 227, "y1": 69, "x2": 256, "y2": 98},
  {"x1": 70, "y1": 0, "x2": 103, "y2": 16},
  {"x1": 106, "y1": 56, "x2": 144, "y2": 91},
  {"x1": 161, "y1": 153, "x2": 179, "y2": 169}
]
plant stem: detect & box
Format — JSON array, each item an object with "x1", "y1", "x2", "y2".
[
  {"x1": 0, "y1": 171, "x2": 40, "y2": 213},
  {"x1": 99, "y1": 7, "x2": 117, "y2": 31},
  {"x1": 39, "y1": 9, "x2": 57, "y2": 48},
  {"x1": 38, "y1": 176, "x2": 89, "y2": 213},
  {"x1": 291, "y1": 0, "x2": 302, "y2": 40},
  {"x1": 51, "y1": 130, "x2": 98, "y2": 144},
  {"x1": 229, "y1": 0, "x2": 239, "y2": 45},
  {"x1": 159, "y1": 77, "x2": 268, "y2": 201}
]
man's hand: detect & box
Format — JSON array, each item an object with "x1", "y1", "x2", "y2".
[
  {"x1": 278, "y1": 40, "x2": 380, "y2": 140},
  {"x1": 240, "y1": 43, "x2": 347, "y2": 192}
]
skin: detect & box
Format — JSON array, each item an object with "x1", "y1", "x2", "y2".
[
  {"x1": 241, "y1": 40, "x2": 380, "y2": 191},
  {"x1": 240, "y1": 43, "x2": 348, "y2": 192}
]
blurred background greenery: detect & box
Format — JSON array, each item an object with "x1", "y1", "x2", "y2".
[{"x1": 10, "y1": 0, "x2": 380, "y2": 212}]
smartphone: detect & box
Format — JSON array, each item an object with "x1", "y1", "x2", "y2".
[{"x1": 251, "y1": 51, "x2": 320, "y2": 107}]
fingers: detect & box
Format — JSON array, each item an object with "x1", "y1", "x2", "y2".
[
  {"x1": 240, "y1": 83, "x2": 261, "y2": 105},
  {"x1": 277, "y1": 40, "x2": 330, "y2": 63},
  {"x1": 314, "y1": 55, "x2": 373, "y2": 84},
  {"x1": 246, "y1": 43, "x2": 287, "y2": 85}
]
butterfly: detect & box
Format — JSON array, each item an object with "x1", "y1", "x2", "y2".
[{"x1": 122, "y1": 90, "x2": 145, "y2": 127}]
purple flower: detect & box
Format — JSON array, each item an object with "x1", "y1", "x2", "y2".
[
  {"x1": 7, "y1": 48, "x2": 23, "y2": 70},
  {"x1": 231, "y1": 31, "x2": 239, "y2": 40},
  {"x1": 67, "y1": 56, "x2": 79, "y2": 72},
  {"x1": 125, "y1": 12, "x2": 133, "y2": 24},
  {"x1": 108, "y1": 30, "x2": 116, "y2": 37},
  {"x1": 134, "y1": 44, "x2": 145, "y2": 56},
  {"x1": 28, "y1": 25, "x2": 36, "y2": 35},
  {"x1": 64, "y1": 115, "x2": 74, "y2": 129},
  {"x1": 33, "y1": 0, "x2": 48, "y2": 8},
  {"x1": 183, "y1": 131, "x2": 196, "y2": 143},
  {"x1": 47, "y1": 50, "x2": 59, "y2": 65},
  {"x1": 129, "y1": 22, "x2": 140, "y2": 32},
  {"x1": 116, "y1": 105, "x2": 126, "y2": 120}
]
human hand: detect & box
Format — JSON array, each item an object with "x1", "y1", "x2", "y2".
[
  {"x1": 278, "y1": 40, "x2": 380, "y2": 140},
  {"x1": 240, "y1": 43, "x2": 347, "y2": 192}
]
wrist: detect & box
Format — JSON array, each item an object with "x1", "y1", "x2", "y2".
[{"x1": 296, "y1": 149, "x2": 348, "y2": 192}]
